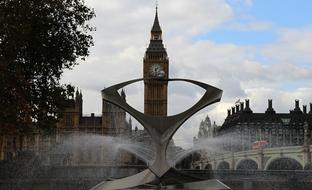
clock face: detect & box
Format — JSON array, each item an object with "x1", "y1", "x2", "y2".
[{"x1": 150, "y1": 64, "x2": 165, "y2": 78}]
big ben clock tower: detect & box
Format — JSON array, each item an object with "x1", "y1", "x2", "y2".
[{"x1": 143, "y1": 8, "x2": 169, "y2": 116}]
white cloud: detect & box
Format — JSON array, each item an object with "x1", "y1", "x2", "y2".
[
  {"x1": 262, "y1": 27, "x2": 312, "y2": 63},
  {"x1": 61, "y1": 0, "x2": 312, "y2": 148},
  {"x1": 225, "y1": 21, "x2": 272, "y2": 31}
]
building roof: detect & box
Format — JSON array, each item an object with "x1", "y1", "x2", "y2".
[
  {"x1": 146, "y1": 8, "x2": 167, "y2": 53},
  {"x1": 151, "y1": 8, "x2": 162, "y2": 33},
  {"x1": 219, "y1": 99, "x2": 312, "y2": 132},
  {"x1": 147, "y1": 40, "x2": 166, "y2": 52}
]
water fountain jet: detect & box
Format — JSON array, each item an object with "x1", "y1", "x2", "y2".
[{"x1": 90, "y1": 78, "x2": 230, "y2": 190}]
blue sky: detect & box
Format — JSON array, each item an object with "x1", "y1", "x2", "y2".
[
  {"x1": 194, "y1": 0, "x2": 312, "y2": 45},
  {"x1": 249, "y1": 0, "x2": 312, "y2": 27}
]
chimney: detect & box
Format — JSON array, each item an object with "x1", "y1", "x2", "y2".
[
  {"x1": 244, "y1": 99, "x2": 253, "y2": 113},
  {"x1": 236, "y1": 105, "x2": 240, "y2": 113},
  {"x1": 240, "y1": 102, "x2": 244, "y2": 111},
  {"x1": 232, "y1": 107, "x2": 235, "y2": 115},
  {"x1": 91, "y1": 113, "x2": 95, "y2": 117},
  {"x1": 227, "y1": 109, "x2": 231, "y2": 116},
  {"x1": 246, "y1": 99, "x2": 250, "y2": 109},
  {"x1": 294, "y1": 99, "x2": 302, "y2": 113},
  {"x1": 268, "y1": 99, "x2": 273, "y2": 109},
  {"x1": 296, "y1": 100, "x2": 300, "y2": 109},
  {"x1": 266, "y1": 99, "x2": 275, "y2": 114},
  {"x1": 303, "y1": 105, "x2": 307, "y2": 114}
]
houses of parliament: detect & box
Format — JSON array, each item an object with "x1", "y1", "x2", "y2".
[
  {"x1": 0, "y1": 8, "x2": 170, "y2": 165},
  {"x1": 57, "y1": 6, "x2": 169, "y2": 135}
]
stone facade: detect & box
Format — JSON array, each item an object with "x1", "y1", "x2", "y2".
[
  {"x1": 217, "y1": 99, "x2": 312, "y2": 151},
  {"x1": 191, "y1": 100, "x2": 312, "y2": 170},
  {"x1": 56, "y1": 89, "x2": 130, "y2": 136}
]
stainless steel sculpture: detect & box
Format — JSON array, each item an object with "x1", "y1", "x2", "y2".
[{"x1": 90, "y1": 78, "x2": 224, "y2": 190}]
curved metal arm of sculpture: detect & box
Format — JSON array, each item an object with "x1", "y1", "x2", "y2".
[
  {"x1": 102, "y1": 78, "x2": 222, "y2": 140},
  {"x1": 161, "y1": 79, "x2": 222, "y2": 142},
  {"x1": 101, "y1": 78, "x2": 222, "y2": 177},
  {"x1": 102, "y1": 79, "x2": 222, "y2": 177}
]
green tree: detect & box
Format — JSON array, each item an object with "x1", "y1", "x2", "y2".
[{"x1": 0, "y1": 0, "x2": 95, "y2": 132}]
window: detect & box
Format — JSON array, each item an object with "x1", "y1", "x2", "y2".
[
  {"x1": 281, "y1": 118, "x2": 291, "y2": 125},
  {"x1": 153, "y1": 35, "x2": 159, "y2": 40}
]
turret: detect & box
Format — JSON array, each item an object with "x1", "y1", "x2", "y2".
[
  {"x1": 303, "y1": 105, "x2": 307, "y2": 114},
  {"x1": 227, "y1": 109, "x2": 231, "y2": 117},
  {"x1": 128, "y1": 117, "x2": 133, "y2": 134},
  {"x1": 150, "y1": 6, "x2": 162, "y2": 41},
  {"x1": 293, "y1": 99, "x2": 302, "y2": 113},
  {"x1": 240, "y1": 102, "x2": 244, "y2": 112},
  {"x1": 75, "y1": 89, "x2": 82, "y2": 113},
  {"x1": 243, "y1": 99, "x2": 253, "y2": 113},
  {"x1": 74, "y1": 88, "x2": 83, "y2": 126},
  {"x1": 265, "y1": 99, "x2": 276, "y2": 114},
  {"x1": 232, "y1": 107, "x2": 236, "y2": 115},
  {"x1": 75, "y1": 89, "x2": 80, "y2": 100},
  {"x1": 235, "y1": 104, "x2": 240, "y2": 113},
  {"x1": 204, "y1": 115, "x2": 212, "y2": 128}
]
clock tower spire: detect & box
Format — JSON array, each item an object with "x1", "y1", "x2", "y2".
[{"x1": 143, "y1": 6, "x2": 169, "y2": 116}]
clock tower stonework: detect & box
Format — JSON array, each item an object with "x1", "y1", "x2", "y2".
[{"x1": 143, "y1": 9, "x2": 169, "y2": 116}]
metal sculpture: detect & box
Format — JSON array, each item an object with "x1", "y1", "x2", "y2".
[{"x1": 90, "y1": 78, "x2": 223, "y2": 190}]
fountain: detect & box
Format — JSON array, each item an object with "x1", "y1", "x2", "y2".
[{"x1": 90, "y1": 78, "x2": 230, "y2": 190}]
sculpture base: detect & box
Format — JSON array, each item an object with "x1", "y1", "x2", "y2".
[{"x1": 90, "y1": 168, "x2": 230, "y2": 190}]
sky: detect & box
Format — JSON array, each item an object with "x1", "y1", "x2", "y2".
[{"x1": 61, "y1": 0, "x2": 312, "y2": 148}]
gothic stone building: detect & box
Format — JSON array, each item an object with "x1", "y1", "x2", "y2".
[
  {"x1": 217, "y1": 99, "x2": 312, "y2": 151},
  {"x1": 56, "y1": 89, "x2": 130, "y2": 136}
]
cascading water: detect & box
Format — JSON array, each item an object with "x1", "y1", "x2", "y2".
[
  {"x1": 116, "y1": 142, "x2": 155, "y2": 165},
  {"x1": 167, "y1": 133, "x2": 245, "y2": 167}
]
